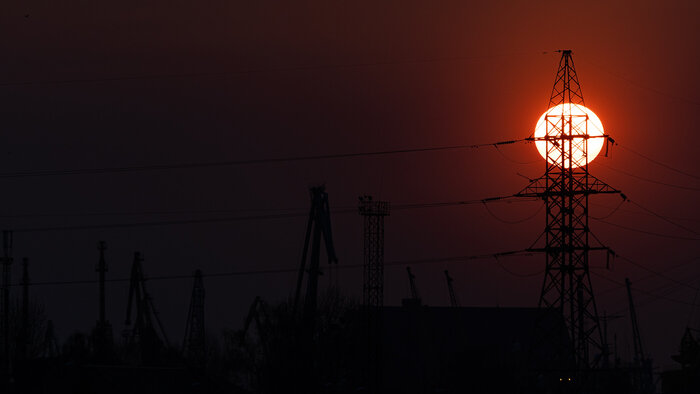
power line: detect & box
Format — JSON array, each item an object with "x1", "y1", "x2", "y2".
[
  {"x1": 590, "y1": 198, "x2": 627, "y2": 220},
  {"x1": 0, "y1": 52, "x2": 537, "y2": 88},
  {"x1": 610, "y1": 270, "x2": 700, "y2": 316},
  {"x1": 597, "y1": 162, "x2": 700, "y2": 192},
  {"x1": 581, "y1": 59, "x2": 700, "y2": 107},
  {"x1": 492, "y1": 145, "x2": 539, "y2": 165},
  {"x1": 628, "y1": 200, "x2": 699, "y2": 235},
  {"x1": 598, "y1": 256, "x2": 700, "y2": 297},
  {"x1": 0, "y1": 195, "x2": 540, "y2": 221},
  {"x1": 591, "y1": 271, "x2": 697, "y2": 310},
  {"x1": 0, "y1": 139, "x2": 529, "y2": 179},
  {"x1": 592, "y1": 218, "x2": 700, "y2": 241},
  {"x1": 493, "y1": 255, "x2": 543, "y2": 278},
  {"x1": 482, "y1": 200, "x2": 544, "y2": 224},
  {"x1": 617, "y1": 143, "x2": 700, "y2": 182},
  {"x1": 0, "y1": 207, "x2": 307, "y2": 219},
  {"x1": 590, "y1": 201, "x2": 700, "y2": 224},
  {"x1": 10, "y1": 196, "x2": 536, "y2": 233},
  {"x1": 10, "y1": 249, "x2": 534, "y2": 287},
  {"x1": 614, "y1": 254, "x2": 700, "y2": 292}
]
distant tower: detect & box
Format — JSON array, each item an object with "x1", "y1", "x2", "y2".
[
  {"x1": 625, "y1": 278, "x2": 653, "y2": 393},
  {"x1": 97, "y1": 242, "x2": 108, "y2": 326},
  {"x1": 359, "y1": 195, "x2": 389, "y2": 392},
  {"x1": 1, "y1": 231, "x2": 11, "y2": 371},
  {"x1": 19, "y1": 258, "x2": 29, "y2": 360},
  {"x1": 517, "y1": 50, "x2": 618, "y2": 370},
  {"x1": 183, "y1": 269, "x2": 206, "y2": 367},
  {"x1": 92, "y1": 241, "x2": 114, "y2": 361}
]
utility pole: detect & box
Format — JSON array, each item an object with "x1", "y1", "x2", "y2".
[
  {"x1": 97, "y1": 241, "x2": 107, "y2": 326},
  {"x1": 359, "y1": 195, "x2": 389, "y2": 392},
  {"x1": 1, "y1": 231, "x2": 12, "y2": 377},
  {"x1": 626, "y1": 278, "x2": 653, "y2": 393},
  {"x1": 516, "y1": 50, "x2": 619, "y2": 373},
  {"x1": 93, "y1": 241, "x2": 114, "y2": 361},
  {"x1": 183, "y1": 269, "x2": 206, "y2": 367},
  {"x1": 444, "y1": 270, "x2": 459, "y2": 307},
  {"x1": 19, "y1": 258, "x2": 29, "y2": 360}
]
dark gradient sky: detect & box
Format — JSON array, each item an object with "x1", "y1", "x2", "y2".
[{"x1": 2, "y1": 0, "x2": 700, "y2": 370}]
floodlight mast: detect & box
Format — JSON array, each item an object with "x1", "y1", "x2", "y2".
[
  {"x1": 359, "y1": 195, "x2": 389, "y2": 393},
  {"x1": 517, "y1": 50, "x2": 619, "y2": 373}
]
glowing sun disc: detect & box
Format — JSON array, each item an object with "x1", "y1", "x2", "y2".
[{"x1": 534, "y1": 103, "x2": 605, "y2": 168}]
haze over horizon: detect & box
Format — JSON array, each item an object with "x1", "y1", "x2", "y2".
[{"x1": 1, "y1": 0, "x2": 700, "y2": 372}]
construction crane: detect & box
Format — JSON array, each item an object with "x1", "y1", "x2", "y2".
[
  {"x1": 444, "y1": 270, "x2": 459, "y2": 307},
  {"x1": 241, "y1": 296, "x2": 270, "y2": 361},
  {"x1": 402, "y1": 267, "x2": 421, "y2": 307},
  {"x1": 124, "y1": 252, "x2": 170, "y2": 363},
  {"x1": 183, "y1": 269, "x2": 206, "y2": 367},
  {"x1": 625, "y1": 278, "x2": 653, "y2": 393},
  {"x1": 292, "y1": 185, "x2": 338, "y2": 393},
  {"x1": 293, "y1": 185, "x2": 338, "y2": 336}
]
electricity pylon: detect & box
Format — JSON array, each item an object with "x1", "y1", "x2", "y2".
[{"x1": 517, "y1": 50, "x2": 618, "y2": 371}]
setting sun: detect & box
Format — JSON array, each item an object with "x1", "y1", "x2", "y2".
[{"x1": 534, "y1": 103, "x2": 605, "y2": 168}]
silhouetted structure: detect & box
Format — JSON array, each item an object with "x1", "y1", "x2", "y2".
[
  {"x1": 18, "y1": 258, "x2": 30, "y2": 361},
  {"x1": 42, "y1": 320, "x2": 59, "y2": 358},
  {"x1": 241, "y1": 296, "x2": 270, "y2": 358},
  {"x1": 293, "y1": 185, "x2": 338, "y2": 392},
  {"x1": 182, "y1": 269, "x2": 206, "y2": 367},
  {"x1": 516, "y1": 50, "x2": 618, "y2": 374},
  {"x1": 625, "y1": 278, "x2": 653, "y2": 393},
  {"x1": 294, "y1": 185, "x2": 339, "y2": 319},
  {"x1": 382, "y1": 305, "x2": 568, "y2": 393},
  {"x1": 663, "y1": 327, "x2": 700, "y2": 393},
  {"x1": 1, "y1": 231, "x2": 11, "y2": 375},
  {"x1": 358, "y1": 195, "x2": 389, "y2": 392},
  {"x1": 92, "y1": 241, "x2": 114, "y2": 361},
  {"x1": 444, "y1": 270, "x2": 459, "y2": 307},
  {"x1": 402, "y1": 267, "x2": 421, "y2": 308},
  {"x1": 124, "y1": 252, "x2": 170, "y2": 364}
]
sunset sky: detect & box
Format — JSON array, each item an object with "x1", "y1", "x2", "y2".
[{"x1": 2, "y1": 0, "x2": 700, "y2": 370}]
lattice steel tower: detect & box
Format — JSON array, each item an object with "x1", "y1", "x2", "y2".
[
  {"x1": 359, "y1": 195, "x2": 389, "y2": 392},
  {"x1": 517, "y1": 50, "x2": 618, "y2": 370}
]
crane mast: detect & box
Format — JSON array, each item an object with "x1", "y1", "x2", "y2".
[{"x1": 444, "y1": 270, "x2": 459, "y2": 307}]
